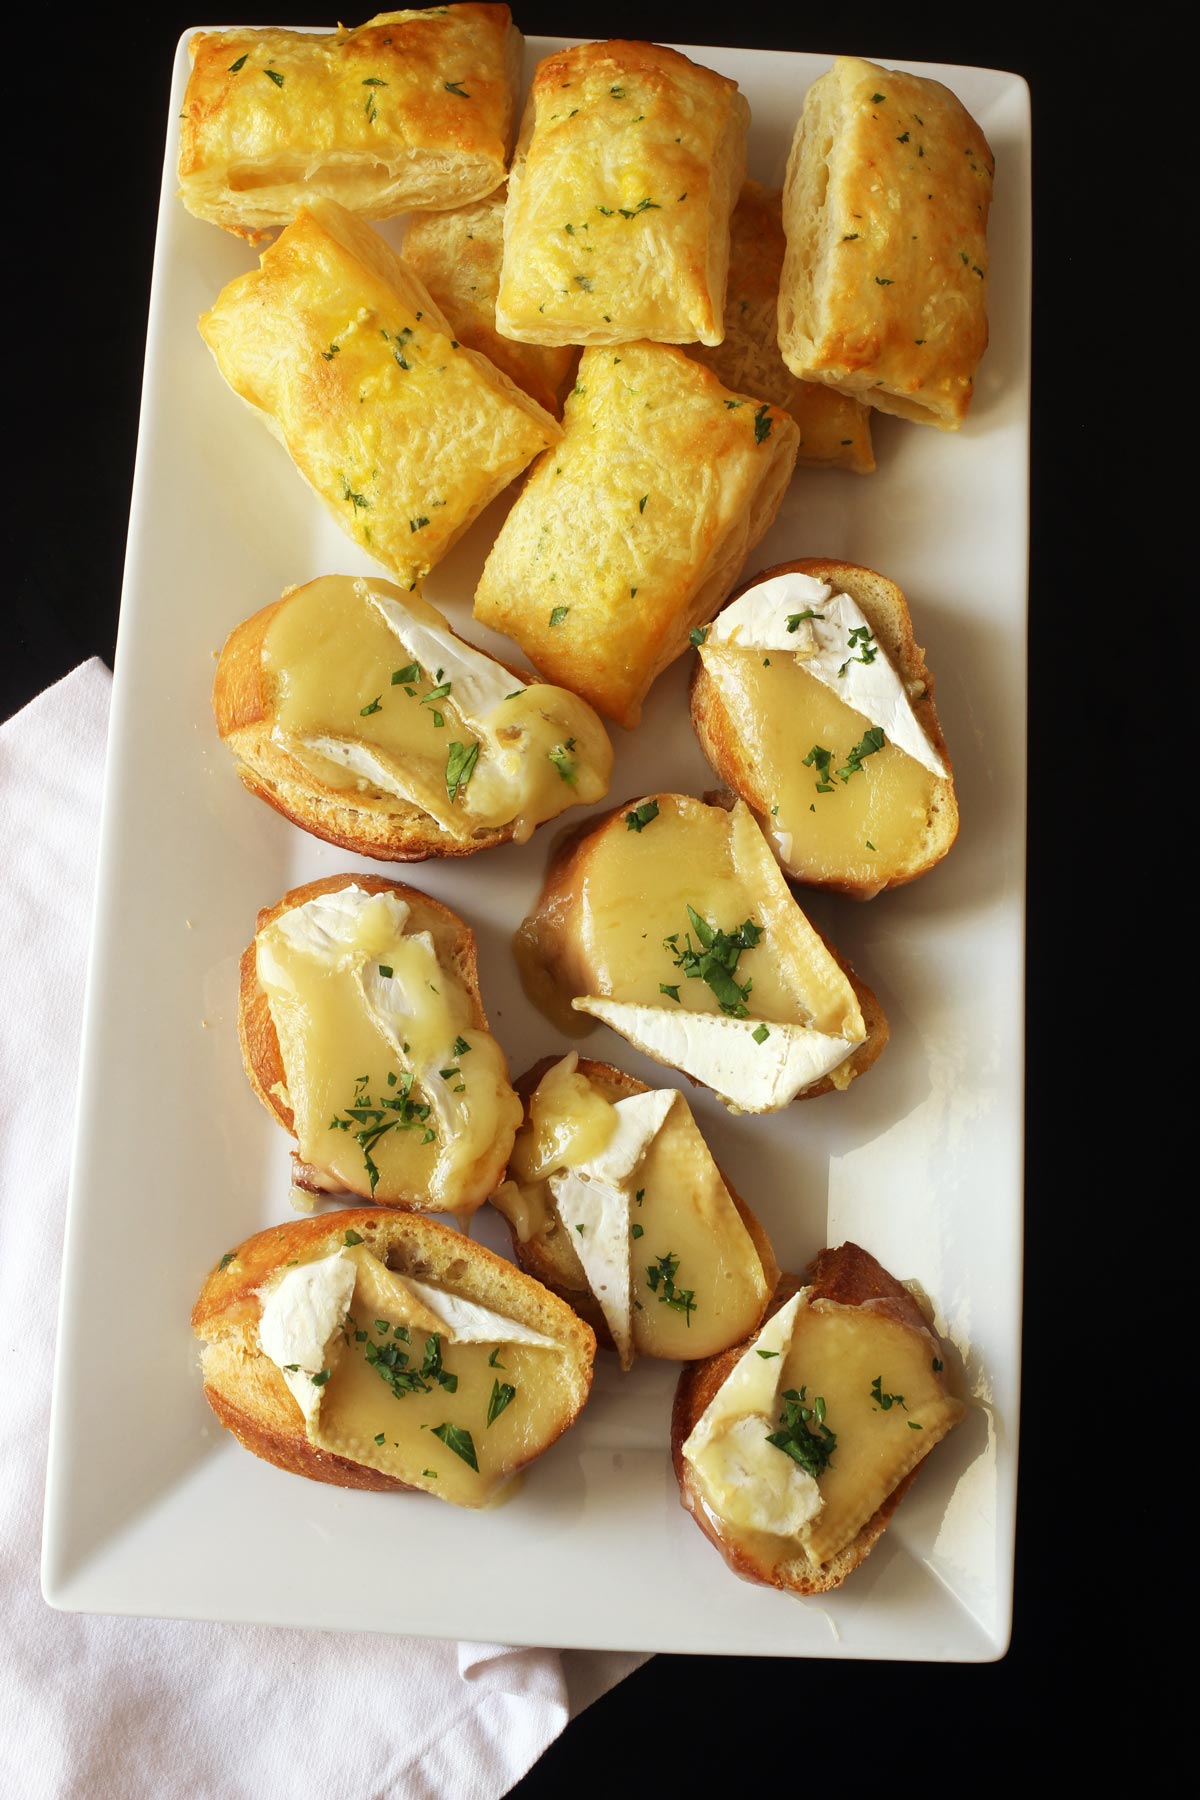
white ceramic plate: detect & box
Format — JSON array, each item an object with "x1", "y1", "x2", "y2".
[{"x1": 42, "y1": 31, "x2": 1030, "y2": 1661}]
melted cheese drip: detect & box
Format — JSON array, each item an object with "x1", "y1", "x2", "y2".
[
  {"x1": 264, "y1": 1248, "x2": 568, "y2": 1508},
  {"x1": 687, "y1": 1292, "x2": 964, "y2": 1568},
  {"x1": 498, "y1": 1056, "x2": 769, "y2": 1362},
  {"x1": 257, "y1": 886, "x2": 518, "y2": 1212},
  {"x1": 702, "y1": 648, "x2": 939, "y2": 886},
  {"x1": 262, "y1": 576, "x2": 611, "y2": 843}
]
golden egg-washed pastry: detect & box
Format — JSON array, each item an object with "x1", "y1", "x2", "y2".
[
  {"x1": 690, "y1": 559, "x2": 958, "y2": 897},
  {"x1": 513, "y1": 793, "x2": 887, "y2": 1112},
  {"x1": 474, "y1": 344, "x2": 799, "y2": 728},
  {"x1": 778, "y1": 56, "x2": 994, "y2": 429},
  {"x1": 673, "y1": 1242, "x2": 965, "y2": 1592},
  {"x1": 492, "y1": 1053, "x2": 779, "y2": 1368},
  {"x1": 495, "y1": 40, "x2": 749, "y2": 347},
  {"x1": 403, "y1": 188, "x2": 578, "y2": 416},
  {"x1": 199, "y1": 199, "x2": 559, "y2": 583},
  {"x1": 193, "y1": 1209, "x2": 595, "y2": 1507},
  {"x1": 213, "y1": 575, "x2": 612, "y2": 860},
  {"x1": 239, "y1": 873, "x2": 522, "y2": 1217},
  {"x1": 178, "y1": 6, "x2": 522, "y2": 240},
  {"x1": 690, "y1": 182, "x2": 873, "y2": 473}
]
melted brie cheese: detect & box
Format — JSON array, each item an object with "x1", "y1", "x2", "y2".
[
  {"x1": 497, "y1": 1055, "x2": 770, "y2": 1364},
  {"x1": 701, "y1": 573, "x2": 947, "y2": 883},
  {"x1": 256, "y1": 883, "x2": 519, "y2": 1213},
  {"x1": 683, "y1": 1287, "x2": 965, "y2": 1567},
  {"x1": 263, "y1": 576, "x2": 612, "y2": 842},
  {"x1": 258, "y1": 1247, "x2": 565, "y2": 1507}
]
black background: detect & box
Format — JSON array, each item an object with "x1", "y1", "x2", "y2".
[{"x1": 6, "y1": 1, "x2": 1101, "y2": 1775}]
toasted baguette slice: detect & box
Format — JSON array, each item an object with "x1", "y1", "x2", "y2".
[
  {"x1": 213, "y1": 575, "x2": 612, "y2": 862},
  {"x1": 239, "y1": 873, "x2": 520, "y2": 1215},
  {"x1": 514, "y1": 793, "x2": 887, "y2": 1110},
  {"x1": 193, "y1": 1208, "x2": 595, "y2": 1503},
  {"x1": 492, "y1": 1055, "x2": 780, "y2": 1359},
  {"x1": 671, "y1": 1242, "x2": 964, "y2": 1593},
  {"x1": 690, "y1": 558, "x2": 958, "y2": 898}
]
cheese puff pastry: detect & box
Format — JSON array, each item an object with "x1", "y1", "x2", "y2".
[
  {"x1": 473, "y1": 343, "x2": 800, "y2": 728},
  {"x1": 403, "y1": 188, "x2": 578, "y2": 417},
  {"x1": 199, "y1": 199, "x2": 560, "y2": 584},
  {"x1": 690, "y1": 182, "x2": 874, "y2": 474},
  {"x1": 179, "y1": 6, "x2": 522, "y2": 241},
  {"x1": 495, "y1": 40, "x2": 749, "y2": 347},
  {"x1": 778, "y1": 56, "x2": 994, "y2": 430}
]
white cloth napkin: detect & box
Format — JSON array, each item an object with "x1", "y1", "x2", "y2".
[{"x1": 0, "y1": 662, "x2": 644, "y2": 1800}]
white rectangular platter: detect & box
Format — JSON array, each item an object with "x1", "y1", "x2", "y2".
[{"x1": 43, "y1": 30, "x2": 1030, "y2": 1661}]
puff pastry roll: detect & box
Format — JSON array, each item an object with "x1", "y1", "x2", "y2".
[
  {"x1": 199, "y1": 199, "x2": 560, "y2": 583},
  {"x1": 404, "y1": 189, "x2": 577, "y2": 416},
  {"x1": 778, "y1": 56, "x2": 994, "y2": 430},
  {"x1": 179, "y1": 6, "x2": 522, "y2": 240},
  {"x1": 474, "y1": 343, "x2": 800, "y2": 728},
  {"x1": 495, "y1": 40, "x2": 749, "y2": 347},
  {"x1": 691, "y1": 183, "x2": 874, "y2": 474}
]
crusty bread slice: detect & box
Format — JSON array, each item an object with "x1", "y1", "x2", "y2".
[
  {"x1": 690, "y1": 558, "x2": 959, "y2": 898},
  {"x1": 671, "y1": 1242, "x2": 959, "y2": 1594},
  {"x1": 193, "y1": 1207, "x2": 596, "y2": 1493},
  {"x1": 238, "y1": 872, "x2": 514, "y2": 1211},
  {"x1": 493, "y1": 1056, "x2": 780, "y2": 1348},
  {"x1": 214, "y1": 588, "x2": 532, "y2": 862}
]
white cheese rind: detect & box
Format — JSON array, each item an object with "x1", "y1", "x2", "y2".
[
  {"x1": 261, "y1": 883, "x2": 409, "y2": 975},
  {"x1": 704, "y1": 573, "x2": 947, "y2": 779},
  {"x1": 682, "y1": 1291, "x2": 824, "y2": 1536},
  {"x1": 571, "y1": 998, "x2": 856, "y2": 1113},
  {"x1": 257, "y1": 1251, "x2": 357, "y2": 1423},
  {"x1": 366, "y1": 585, "x2": 524, "y2": 719},
  {"x1": 404, "y1": 1278, "x2": 560, "y2": 1351}
]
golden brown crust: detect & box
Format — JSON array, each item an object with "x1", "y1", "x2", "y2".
[
  {"x1": 180, "y1": 7, "x2": 522, "y2": 240},
  {"x1": 689, "y1": 557, "x2": 959, "y2": 899},
  {"x1": 778, "y1": 57, "x2": 994, "y2": 429},
  {"x1": 671, "y1": 1245, "x2": 950, "y2": 1594},
  {"x1": 494, "y1": 1056, "x2": 780, "y2": 1345},
  {"x1": 194, "y1": 1207, "x2": 596, "y2": 1494},
  {"x1": 236, "y1": 873, "x2": 493, "y2": 1183},
  {"x1": 689, "y1": 183, "x2": 874, "y2": 473},
  {"x1": 496, "y1": 40, "x2": 749, "y2": 346}
]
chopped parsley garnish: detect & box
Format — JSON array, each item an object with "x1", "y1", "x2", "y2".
[
  {"x1": 453, "y1": 1036, "x2": 471, "y2": 1057},
  {"x1": 330, "y1": 1071, "x2": 434, "y2": 1194},
  {"x1": 374, "y1": 1431, "x2": 386, "y2": 1445},
  {"x1": 659, "y1": 982, "x2": 680, "y2": 1001},
  {"x1": 803, "y1": 744, "x2": 836, "y2": 794},
  {"x1": 549, "y1": 738, "x2": 577, "y2": 784},
  {"x1": 343, "y1": 1229, "x2": 365, "y2": 1246},
  {"x1": 838, "y1": 623, "x2": 878, "y2": 675},
  {"x1": 624, "y1": 800, "x2": 659, "y2": 832},
  {"x1": 362, "y1": 76, "x2": 388, "y2": 86},
  {"x1": 549, "y1": 605, "x2": 570, "y2": 626},
  {"x1": 409, "y1": 516, "x2": 430, "y2": 533},
  {"x1": 217, "y1": 1251, "x2": 236, "y2": 1272},
  {"x1": 264, "y1": 68, "x2": 284, "y2": 87},
  {"x1": 639, "y1": 494, "x2": 648, "y2": 513},
  {"x1": 360, "y1": 695, "x2": 383, "y2": 716},
  {"x1": 618, "y1": 197, "x2": 659, "y2": 218},
  {"x1": 766, "y1": 1387, "x2": 836, "y2": 1477},
  {"x1": 488, "y1": 1348, "x2": 505, "y2": 1369},
  {"x1": 837, "y1": 727, "x2": 886, "y2": 781},
  {"x1": 787, "y1": 608, "x2": 825, "y2": 630},
  {"x1": 932, "y1": 1357, "x2": 944, "y2": 1373},
  {"x1": 664, "y1": 906, "x2": 762, "y2": 1017},
  {"x1": 310, "y1": 1368, "x2": 331, "y2": 1387},
  {"x1": 875, "y1": 276, "x2": 894, "y2": 286},
  {"x1": 341, "y1": 478, "x2": 372, "y2": 511},
  {"x1": 870, "y1": 1375, "x2": 907, "y2": 1412},
  {"x1": 871, "y1": 92, "x2": 886, "y2": 102},
  {"x1": 753, "y1": 404, "x2": 773, "y2": 443},
  {"x1": 444, "y1": 81, "x2": 470, "y2": 97},
  {"x1": 321, "y1": 342, "x2": 340, "y2": 361},
  {"x1": 487, "y1": 1379, "x2": 517, "y2": 1426},
  {"x1": 228, "y1": 54, "x2": 248, "y2": 72},
  {"x1": 378, "y1": 965, "x2": 393, "y2": 979},
  {"x1": 574, "y1": 274, "x2": 594, "y2": 291},
  {"x1": 752, "y1": 1024, "x2": 770, "y2": 1045},
  {"x1": 635, "y1": 1189, "x2": 644, "y2": 1205},
  {"x1": 909, "y1": 1421, "x2": 923, "y2": 1430},
  {"x1": 445, "y1": 739, "x2": 479, "y2": 802},
  {"x1": 433, "y1": 1422, "x2": 478, "y2": 1469},
  {"x1": 421, "y1": 1333, "x2": 459, "y2": 1393},
  {"x1": 363, "y1": 1335, "x2": 430, "y2": 1399},
  {"x1": 841, "y1": 232, "x2": 859, "y2": 241},
  {"x1": 645, "y1": 1252, "x2": 696, "y2": 1324},
  {"x1": 392, "y1": 662, "x2": 421, "y2": 686},
  {"x1": 689, "y1": 626, "x2": 708, "y2": 648},
  {"x1": 631, "y1": 1223, "x2": 644, "y2": 1239},
  {"x1": 756, "y1": 1349, "x2": 780, "y2": 1359}
]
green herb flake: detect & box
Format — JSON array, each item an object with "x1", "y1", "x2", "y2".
[
  {"x1": 752, "y1": 1024, "x2": 770, "y2": 1045},
  {"x1": 409, "y1": 516, "x2": 430, "y2": 533},
  {"x1": 870, "y1": 1375, "x2": 907, "y2": 1412},
  {"x1": 343, "y1": 1229, "x2": 365, "y2": 1246},
  {"x1": 444, "y1": 81, "x2": 470, "y2": 97},
  {"x1": 574, "y1": 274, "x2": 594, "y2": 291},
  {"x1": 663, "y1": 907, "x2": 762, "y2": 1018},
  {"x1": 756, "y1": 1349, "x2": 780, "y2": 1359},
  {"x1": 787, "y1": 608, "x2": 825, "y2": 630},
  {"x1": 644, "y1": 1251, "x2": 696, "y2": 1324},
  {"x1": 488, "y1": 1348, "x2": 505, "y2": 1369},
  {"x1": 909, "y1": 1421, "x2": 924, "y2": 1429},
  {"x1": 803, "y1": 744, "x2": 836, "y2": 794},
  {"x1": 871, "y1": 91, "x2": 886, "y2": 103},
  {"x1": 362, "y1": 76, "x2": 388, "y2": 86},
  {"x1": 549, "y1": 605, "x2": 570, "y2": 626},
  {"x1": 264, "y1": 67, "x2": 284, "y2": 86},
  {"x1": 753, "y1": 404, "x2": 773, "y2": 444},
  {"x1": 360, "y1": 695, "x2": 383, "y2": 716},
  {"x1": 487, "y1": 1380, "x2": 517, "y2": 1427},
  {"x1": 631, "y1": 1223, "x2": 644, "y2": 1239},
  {"x1": 838, "y1": 623, "x2": 878, "y2": 676},
  {"x1": 392, "y1": 662, "x2": 421, "y2": 686},
  {"x1": 228, "y1": 54, "x2": 248, "y2": 72},
  {"x1": 310, "y1": 1368, "x2": 331, "y2": 1388},
  {"x1": 445, "y1": 740, "x2": 480, "y2": 802},
  {"x1": 766, "y1": 1386, "x2": 836, "y2": 1477},
  {"x1": 875, "y1": 276, "x2": 894, "y2": 286},
  {"x1": 217, "y1": 1251, "x2": 237, "y2": 1272},
  {"x1": 625, "y1": 800, "x2": 660, "y2": 833},
  {"x1": 932, "y1": 1357, "x2": 944, "y2": 1373},
  {"x1": 635, "y1": 1189, "x2": 644, "y2": 1206},
  {"x1": 576, "y1": 1223, "x2": 586, "y2": 1236},
  {"x1": 549, "y1": 739, "x2": 578, "y2": 784},
  {"x1": 842, "y1": 232, "x2": 860, "y2": 241},
  {"x1": 638, "y1": 493, "x2": 648, "y2": 513},
  {"x1": 837, "y1": 726, "x2": 886, "y2": 782},
  {"x1": 432, "y1": 1422, "x2": 478, "y2": 1468},
  {"x1": 374, "y1": 1431, "x2": 387, "y2": 1444},
  {"x1": 689, "y1": 626, "x2": 708, "y2": 648}
]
